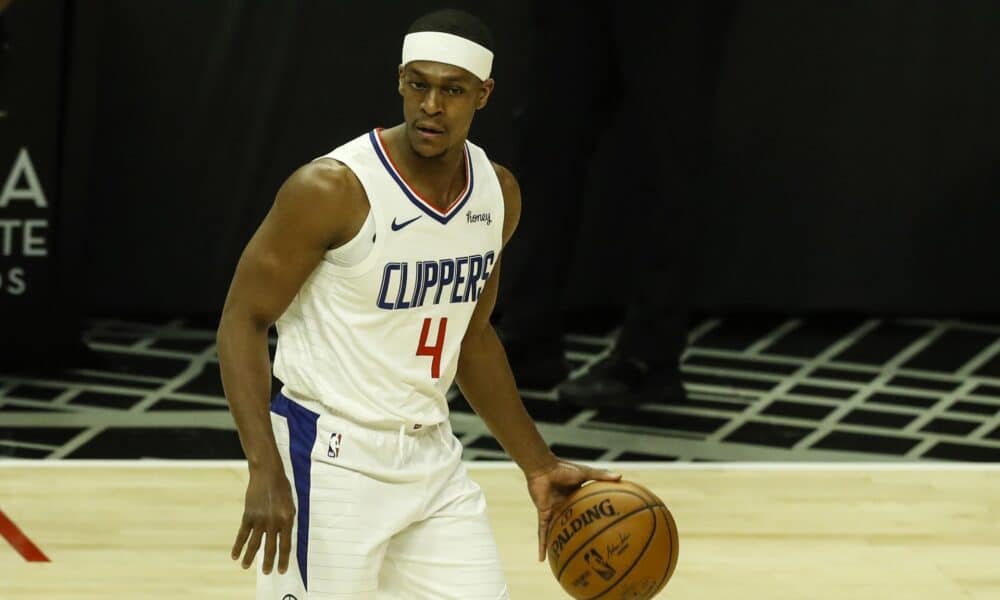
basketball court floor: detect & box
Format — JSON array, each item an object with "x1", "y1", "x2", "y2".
[
  {"x1": 1, "y1": 462, "x2": 998, "y2": 599},
  {"x1": 2, "y1": 315, "x2": 1000, "y2": 597}
]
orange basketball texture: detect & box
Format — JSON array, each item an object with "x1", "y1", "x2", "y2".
[{"x1": 546, "y1": 480, "x2": 679, "y2": 599}]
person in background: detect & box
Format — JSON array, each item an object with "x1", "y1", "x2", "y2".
[{"x1": 498, "y1": 1, "x2": 736, "y2": 409}]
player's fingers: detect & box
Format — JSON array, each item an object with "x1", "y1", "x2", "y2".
[
  {"x1": 586, "y1": 466, "x2": 622, "y2": 483},
  {"x1": 261, "y1": 527, "x2": 278, "y2": 575},
  {"x1": 231, "y1": 519, "x2": 252, "y2": 560},
  {"x1": 242, "y1": 527, "x2": 264, "y2": 570},
  {"x1": 278, "y1": 521, "x2": 293, "y2": 574}
]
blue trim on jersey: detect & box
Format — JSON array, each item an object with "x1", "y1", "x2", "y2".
[
  {"x1": 270, "y1": 392, "x2": 319, "y2": 591},
  {"x1": 368, "y1": 129, "x2": 475, "y2": 225}
]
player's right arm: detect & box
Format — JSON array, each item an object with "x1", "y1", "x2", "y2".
[{"x1": 216, "y1": 159, "x2": 367, "y2": 575}]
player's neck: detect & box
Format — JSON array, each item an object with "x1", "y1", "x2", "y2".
[{"x1": 383, "y1": 125, "x2": 467, "y2": 211}]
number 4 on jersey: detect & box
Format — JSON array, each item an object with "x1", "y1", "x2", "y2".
[{"x1": 416, "y1": 317, "x2": 448, "y2": 378}]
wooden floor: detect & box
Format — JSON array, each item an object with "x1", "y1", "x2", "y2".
[{"x1": 1, "y1": 462, "x2": 999, "y2": 599}]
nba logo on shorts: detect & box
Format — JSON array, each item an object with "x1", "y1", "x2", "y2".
[{"x1": 327, "y1": 432, "x2": 342, "y2": 458}]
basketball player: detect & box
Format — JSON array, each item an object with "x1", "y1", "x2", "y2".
[{"x1": 216, "y1": 9, "x2": 621, "y2": 599}]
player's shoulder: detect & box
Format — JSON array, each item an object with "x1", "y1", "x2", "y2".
[
  {"x1": 490, "y1": 161, "x2": 521, "y2": 240},
  {"x1": 466, "y1": 137, "x2": 517, "y2": 197},
  {"x1": 271, "y1": 158, "x2": 369, "y2": 245},
  {"x1": 490, "y1": 161, "x2": 519, "y2": 206},
  {"x1": 490, "y1": 161, "x2": 518, "y2": 193},
  {"x1": 281, "y1": 158, "x2": 364, "y2": 204},
  {"x1": 275, "y1": 158, "x2": 368, "y2": 218}
]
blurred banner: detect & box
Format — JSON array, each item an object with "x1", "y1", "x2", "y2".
[
  {"x1": 5, "y1": 1, "x2": 996, "y2": 321},
  {"x1": 0, "y1": 0, "x2": 78, "y2": 370},
  {"x1": 69, "y1": 1, "x2": 1000, "y2": 317}
]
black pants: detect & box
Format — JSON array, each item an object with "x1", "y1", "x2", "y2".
[{"x1": 500, "y1": 1, "x2": 736, "y2": 367}]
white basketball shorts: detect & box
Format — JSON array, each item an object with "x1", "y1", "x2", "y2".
[{"x1": 256, "y1": 391, "x2": 510, "y2": 600}]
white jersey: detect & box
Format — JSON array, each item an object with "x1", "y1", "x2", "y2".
[{"x1": 273, "y1": 128, "x2": 504, "y2": 428}]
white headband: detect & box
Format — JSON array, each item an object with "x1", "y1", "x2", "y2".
[{"x1": 402, "y1": 31, "x2": 493, "y2": 81}]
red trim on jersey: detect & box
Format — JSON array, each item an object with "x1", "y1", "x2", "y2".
[{"x1": 374, "y1": 128, "x2": 471, "y2": 217}]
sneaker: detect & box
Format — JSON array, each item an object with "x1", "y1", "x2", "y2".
[{"x1": 557, "y1": 354, "x2": 686, "y2": 408}]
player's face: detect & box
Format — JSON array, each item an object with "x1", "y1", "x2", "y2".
[{"x1": 398, "y1": 61, "x2": 494, "y2": 158}]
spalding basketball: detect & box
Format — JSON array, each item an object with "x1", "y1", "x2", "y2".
[{"x1": 546, "y1": 480, "x2": 679, "y2": 599}]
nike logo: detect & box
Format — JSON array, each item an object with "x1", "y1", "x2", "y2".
[{"x1": 391, "y1": 215, "x2": 422, "y2": 231}]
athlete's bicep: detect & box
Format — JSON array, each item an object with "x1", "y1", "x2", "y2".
[
  {"x1": 462, "y1": 255, "x2": 503, "y2": 344},
  {"x1": 459, "y1": 162, "x2": 520, "y2": 343},
  {"x1": 221, "y1": 163, "x2": 363, "y2": 328}
]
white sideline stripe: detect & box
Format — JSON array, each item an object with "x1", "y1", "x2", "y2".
[{"x1": 1, "y1": 459, "x2": 998, "y2": 471}]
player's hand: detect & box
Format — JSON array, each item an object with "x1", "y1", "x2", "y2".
[
  {"x1": 232, "y1": 465, "x2": 296, "y2": 575},
  {"x1": 525, "y1": 460, "x2": 622, "y2": 562}
]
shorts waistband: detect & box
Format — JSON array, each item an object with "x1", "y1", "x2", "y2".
[{"x1": 276, "y1": 389, "x2": 445, "y2": 436}]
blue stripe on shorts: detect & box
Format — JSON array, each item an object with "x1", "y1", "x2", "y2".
[{"x1": 270, "y1": 391, "x2": 319, "y2": 590}]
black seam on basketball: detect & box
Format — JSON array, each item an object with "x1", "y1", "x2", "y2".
[
  {"x1": 654, "y1": 507, "x2": 675, "y2": 592},
  {"x1": 549, "y1": 489, "x2": 652, "y2": 571},
  {"x1": 585, "y1": 505, "x2": 659, "y2": 600},
  {"x1": 554, "y1": 501, "x2": 654, "y2": 582},
  {"x1": 650, "y1": 506, "x2": 677, "y2": 597},
  {"x1": 547, "y1": 489, "x2": 652, "y2": 538}
]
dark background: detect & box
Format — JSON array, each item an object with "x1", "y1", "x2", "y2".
[{"x1": 2, "y1": 0, "x2": 999, "y2": 349}]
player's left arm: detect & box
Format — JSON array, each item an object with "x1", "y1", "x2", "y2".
[
  {"x1": 455, "y1": 163, "x2": 553, "y2": 474},
  {"x1": 455, "y1": 162, "x2": 621, "y2": 562}
]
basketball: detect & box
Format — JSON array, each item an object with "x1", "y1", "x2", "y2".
[{"x1": 546, "y1": 480, "x2": 679, "y2": 599}]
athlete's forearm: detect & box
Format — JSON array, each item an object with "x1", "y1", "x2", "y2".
[
  {"x1": 217, "y1": 314, "x2": 282, "y2": 473},
  {"x1": 456, "y1": 325, "x2": 557, "y2": 476}
]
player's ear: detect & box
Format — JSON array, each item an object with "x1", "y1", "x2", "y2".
[
  {"x1": 398, "y1": 64, "x2": 405, "y2": 96},
  {"x1": 476, "y1": 78, "x2": 495, "y2": 110}
]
